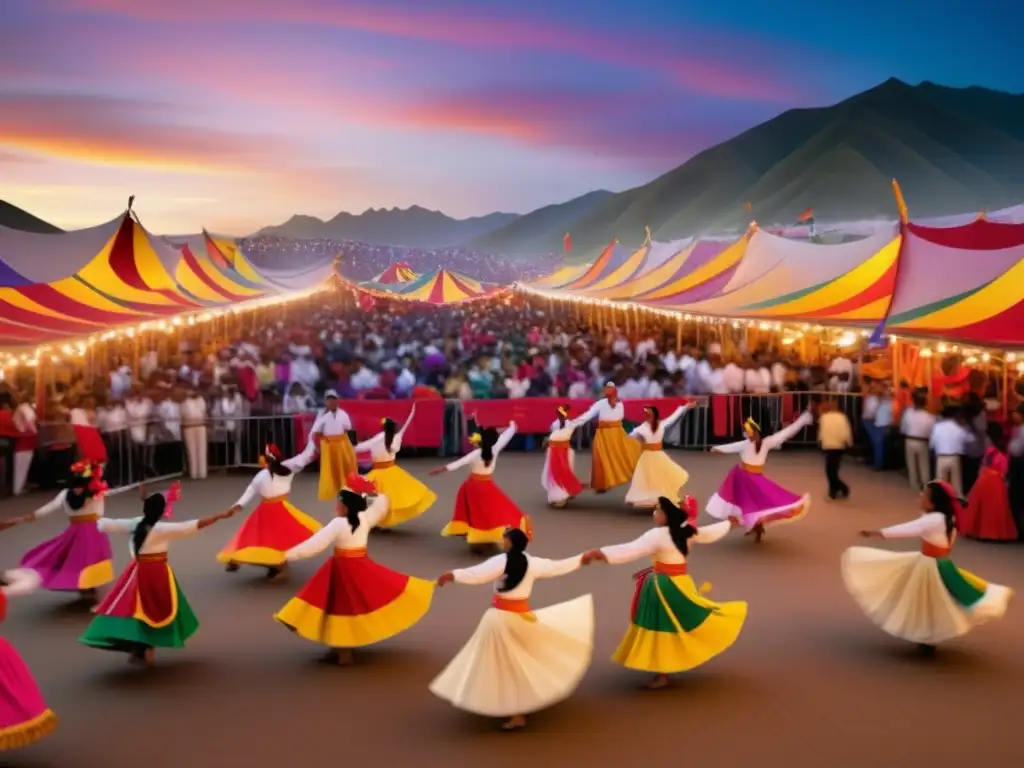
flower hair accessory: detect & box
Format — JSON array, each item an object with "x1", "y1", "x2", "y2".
[
  {"x1": 681, "y1": 495, "x2": 699, "y2": 523},
  {"x1": 468, "y1": 432, "x2": 482, "y2": 445},
  {"x1": 518, "y1": 514, "x2": 534, "y2": 542},
  {"x1": 342, "y1": 473, "x2": 377, "y2": 498},
  {"x1": 743, "y1": 417, "x2": 760, "y2": 435},
  {"x1": 163, "y1": 481, "x2": 182, "y2": 519},
  {"x1": 556, "y1": 405, "x2": 569, "y2": 418}
]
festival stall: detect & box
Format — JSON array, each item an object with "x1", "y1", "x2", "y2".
[{"x1": 356, "y1": 267, "x2": 504, "y2": 305}]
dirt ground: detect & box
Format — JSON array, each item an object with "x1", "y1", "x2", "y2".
[{"x1": 1, "y1": 451, "x2": 1021, "y2": 768}]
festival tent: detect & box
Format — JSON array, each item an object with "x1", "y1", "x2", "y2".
[
  {"x1": 577, "y1": 238, "x2": 694, "y2": 300},
  {"x1": 883, "y1": 218, "x2": 1024, "y2": 347},
  {"x1": 359, "y1": 267, "x2": 501, "y2": 305},
  {"x1": 633, "y1": 236, "x2": 746, "y2": 305},
  {"x1": 528, "y1": 262, "x2": 591, "y2": 290},
  {"x1": 370, "y1": 262, "x2": 417, "y2": 284},
  {"x1": 555, "y1": 240, "x2": 635, "y2": 292}
]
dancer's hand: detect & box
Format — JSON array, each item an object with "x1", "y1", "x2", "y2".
[
  {"x1": 710, "y1": 447, "x2": 721, "y2": 454},
  {"x1": 436, "y1": 572, "x2": 454, "y2": 587},
  {"x1": 581, "y1": 550, "x2": 606, "y2": 565},
  {"x1": 858, "y1": 530, "x2": 879, "y2": 539},
  {"x1": 427, "y1": 467, "x2": 446, "y2": 477},
  {"x1": 0, "y1": 519, "x2": 18, "y2": 532},
  {"x1": 227, "y1": 505, "x2": 242, "y2": 515}
]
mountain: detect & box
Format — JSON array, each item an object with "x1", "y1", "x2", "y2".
[
  {"x1": 256, "y1": 205, "x2": 519, "y2": 247},
  {"x1": 468, "y1": 189, "x2": 615, "y2": 254},
  {"x1": 0, "y1": 200, "x2": 63, "y2": 233},
  {"x1": 477, "y1": 79, "x2": 1024, "y2": 255}
]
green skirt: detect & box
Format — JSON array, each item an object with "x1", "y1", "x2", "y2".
[{"x1": 79, "y1": 578, "x2": 199, "y2": 653}]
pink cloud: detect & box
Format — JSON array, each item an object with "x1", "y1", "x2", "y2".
[{"x1": 47, "y1": 0, "x2": 808, "y2": 102}]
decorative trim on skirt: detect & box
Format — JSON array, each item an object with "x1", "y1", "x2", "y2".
[
  {"x1": 706, "y1": 464, "x2": 809, "y2": 530},
  {"x1": 0, "y1": 637, "x2": 58, "y2": 752},
  {"x1": 441, "y1": 474, "x2": 524, "y2": 545},
  {"x1": 218, "y1": 497, "x2": 321, "y2": 567}
]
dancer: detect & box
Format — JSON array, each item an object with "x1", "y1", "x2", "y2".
[
  {"x1": 582, "y1": 497, "x2": 745, "y2": 689},
  {"x1": 304, "y1": 389, "x2": 357, "y2": 501},
  {"x1": 14, "y1": 460, "x2": 114, "y2": 607},
  {"x1": 356, "y1": 405, "x2": 436, "y2": 528},
  {"x1": 842, "y1": 480, "x2": 1013, "y2": 654},
  {"x1": 541, "y1": 404, "x2": 585, "y2": 508},
  {"x1": 79, "y1": 484, "x2": 237, "y2": 667},
  {"x1": 572, "y1": 382, "x2": 642, "y2": 493},
  {"x1": 218, "y1": 443, "x2": 320, "y2": 579},
  {"x1": 624, "y1": 403, "x2": 692, "y2": 507},
  {"x1": 431, "y1": 520, "x2": 594, "y2": 731},
  {"x1": 429, "y1": 422, "x2": 524, "y2": 549},
  {"x1": 959, "y1": 425, "x2": 1017, "y2": 541},
  {"x1": 706, "y1": 410, "x2": 814, "y2": 542},
  {"x1": 275, "y1": 474, "x2": 433, "y2": 665},
  {"x1": 0, "y1": 568, "x2": 58, "y2": 752}
]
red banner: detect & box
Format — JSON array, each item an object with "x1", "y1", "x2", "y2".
[
  {"x1": 461, "y1": 398, "x2": 691, "y2": 433},
  {"x1": 292, "y1": 398, "x2": 446, "y2": 449}
]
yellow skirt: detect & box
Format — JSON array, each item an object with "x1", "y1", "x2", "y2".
[
  {"x1": 318, "y1": 435, "x2": 357, "y2": 501},
  {"x1": 591, "y1": 426, "x2": 642, "y2": 491},
  {"x1": 365, "y1": 464, "x2": 437, "y2": 528}
]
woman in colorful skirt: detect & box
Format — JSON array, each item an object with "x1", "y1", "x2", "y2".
[
  {"x1": 275, "y1": 474, "x2": 434, "y2": 665},
  {"x1": 303, "y1": 390, "x2": 358, "y2": 501},
  {"x1": 842, "y1": 479, "x2": 1013, "y2": 655},
  {"x1": 959, "y1": 427, "x2": 1017, "y2": 541},
  {"x1": 13, "y1": 460, "x2": 114, "y2": 608},
  {"x1": 355, "y1": 405, "x2": 436, "y2": 528},
  {"x1": 541, "y1": 404, "x2": 586, "y2": 508},
  {"x1": 583, "y1": 496, "x2": 745, "y2": 689},
  {"x1": 79, "y1": 484, "x2": 237, "y2": 667},
  {"x1": 219, "y1": 443, "x2": 320, "y2": 579},
  {"x1": 624, "y1": 403, "x2": 692, "y2": 508},
  {"x1": 706, "y1": 410, "x2": 814, "y2": 542},
  {"x1": 572, "y1": 382, "x2": 643, "y2": 493},
  {"x1": 429, "y1": 421, "x2": 523, "y2": 550},
  {"x1": 431, "y1": 520, "x2": 594, "y2": 731},
  {"x1": 0, "y1": 568, "x2": 58, "y2": 752}
]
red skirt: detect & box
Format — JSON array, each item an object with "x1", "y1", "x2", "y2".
[
  {"x1": 960, "y1": 467, "x2": 1018, "y2": 541},
  {"x1": 217, "y1": 497, "x2": 321, "y2": 567},
  {"x1": 547, "y1": 444, "x2": 583, "y2": 497},
  {"x1": 441, "y1": 474, "x2": 524, "y2": 545},
  {"x1": 95, "y1": 554, "x2": 177, "y2": 627}
]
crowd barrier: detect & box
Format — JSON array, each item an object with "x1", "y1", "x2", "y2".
[{"x1": 5, "y1": 392, "x2": 864, "y2": 496}]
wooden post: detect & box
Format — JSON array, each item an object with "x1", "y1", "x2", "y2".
[{"x1": 675, "y1": 316, "x2": 683, "y2": 354}]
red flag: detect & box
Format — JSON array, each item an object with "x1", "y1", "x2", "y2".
[
  {"x1": 796, "y1": 207, "x2": 814, "y2": 223},
  {"x1": 358, "y1": 293, "x2": 376, "y2": 312},
  {"x1": 563, "y1": 232, "x2": 572, "y2": 252}
]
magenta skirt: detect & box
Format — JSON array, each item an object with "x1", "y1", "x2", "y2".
[
  {"x1": 20, "y1": 518, "x2": 114, "y2": 592},
  {"x1": 0, "y1": 637, "x2": 57, "y2": 750},
  {"x1": 706, "y1": 464, "x2": 809, "y2": 530}
]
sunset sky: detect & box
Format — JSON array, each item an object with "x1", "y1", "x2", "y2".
[{"x1": 1, "y1": 0, "x2": 1020, "y2": 234}]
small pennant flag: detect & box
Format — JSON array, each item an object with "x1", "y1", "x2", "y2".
[
  {"x1": 644, "y1": 224, "x2": 652, "y2": 244},
  {"x1": 563, "y1": 232, "x2": 572, "y2": 253},
  {"x1": 796, "y1": 207, "x2": 814, "y2": 223}
]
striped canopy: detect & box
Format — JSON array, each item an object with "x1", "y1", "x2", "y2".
[
  {"x1": 371, "y1": 262, "x2": 417, "y2": 284},
  {"x1": 360, "y1": 267, "x2": 501, "y2": 304}
]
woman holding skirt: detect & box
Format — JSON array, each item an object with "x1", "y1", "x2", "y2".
[
  {"x1": 356, "y1": 405, "x2": 436, "y2": 528},
  {"x1": 13, "y1": 460, "x2": 114, "y2": 607},
  {"x1": 706, "y1": 410, "x2": 814, "y2": 542},
  {"x1": 219, "y1": 443, "x2": 320, "y2": 579},
  {"x1": 541, "y1": 404, "x2": 585, "y2": 508},
  {"x1": 572, "y1": 383, "x2": 642, "y2": 493},
  {"x1": 79, "y1": 484, "x2": 237, "y2": 667},
  {"x1": 0, "y1": 568, "x2": 58, "y2": 752},
  {"x1": 430, "y1": 422, "x2": 524, "y2": 549},
  {"x1": 275, "y1": 474, "x2": 434, "y2": 665},
  {"x1": 842, "y1": 479, "x2": 1013, "y2": 654},
  {"x1": 431, "y1": 522, "x2": 594, "y2": 731},
  {"x1": 624, "y1": 404, "x2": 692, "y2": 508},
  {"x1": 583, "y1": 497, "x2": 745, "y2": 689}
]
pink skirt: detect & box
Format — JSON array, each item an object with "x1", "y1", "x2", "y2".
[
  {"x1": 0, "y1": 637, "x2": 57, "y2": 751},
  {"x1": 20, "y1": 518, "x2": 114, "y2": 592}
]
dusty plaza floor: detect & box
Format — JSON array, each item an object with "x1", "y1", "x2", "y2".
[{"x1": 1, "y1": 450, "x2": 1022, "y2": 768}]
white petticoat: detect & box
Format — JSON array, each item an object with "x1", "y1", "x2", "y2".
[
  {"x1": 840, "y1": 547, "x2": 1012, "y2": 645},
  {"x1": 430, "y1": 594, "x2": 594, "y2": 717},
  {"x1": 624, "y1": 450, "x2": 690, "y2": 507}
]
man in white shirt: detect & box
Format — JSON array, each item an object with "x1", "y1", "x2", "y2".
[
  {"x1": 11, "y1": 399, "x2": 37, "y2": 495},
  {"x1": 930, "y1": 407, "x2": 974, "y2": 497},
  {"x1": 154, "y1": 390, "x2": 183, "y2": 476},
  {"x1": 125, "y1": 387, "x2": 154, "y2": 481},
  {"x1": 304, "y1": 389, "x2": 356, "y2": 500},
  {"x1": 350, "y1": 359, "x2": 381, "y2": 392},
  {"x1": 180, "y1": 387, "x2": 208, "y2": 480},
  {"x1": 98, "y1": 397, "x2": 129, "y2": 488},
  {"x1": 722, "y1": 359, "x2": 745, "y2": 394},
  {"x1": 282, "y1": 382, "x2": 314, "y2": 414},
  {"x1": 900, "y1": 389, "x2": 935, "y2": 491}
]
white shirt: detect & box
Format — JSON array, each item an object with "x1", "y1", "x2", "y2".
[
  {"x1": 930, "y1": 419, "x2": 974, "y2": 456},
  {"x1": 395, "y1": 369, "x2": 416, "y2": 396},
  {"x1": 284, "y1": 497, "x2": 390, "y2": 559},
  {"x1": 353, "y1": 409, "x2": 415, "y2": 462},
  {"x1": 283, "y1": 393, "x2": 314, "y2": 414},
  {"x1": 900, "y1": 408, "x2": 936, "y2": 439},
  {"x1": 214, "y1": 395, "x2": 242, "y2": 433},
  {"x1": 445, "y1": 424, "x2": 517, "y2": 476},
  {"x1": 829, "y1": 357, "x2": 854, "y2": 376},
  {"x1": 12, "y1": 403, "x2": 36, "y2": 435},
  {"x1": 450, "y1": 552, "x2": 582, "y2": 600},
  {"x1": 158, "y1": 401, "x2": 181, "y2": 440},
  {"x1": 575, "y1": 398, "x2": 625, "y2": 424},
  {"x1": 1009, "y1": 426, "x2": 1024, "y2": 458},
  {"x1": 548, "y1": 419, "x2": 577, "y2": 443},
  {"x1": 505, "y1": 378, "x2": 530, "y2": 398},
  {"x1": 601, "y1": 521, "x2": 732, "y2": 565},
  {"x1": 862, "y1": 395, "x2": 879, "y2": 421},
  {"x1": 180, "y1": 396, "x2": 207, "y2": 425},
  {"x1": 875, "y1": 398, "x2": 894, "y2": 428},
  {"x1": 69, "y1": 408, "x2": 92, "y2": 426},
  {"x1": 618, "y1": 377, "x2": 647, "y2": 400},
  {"x1": 629, "y1": 405, "x2": 689, "y2": 444},
  {"x1": 713, "y1": 411, "x2": 813, "y2": 467},
  {"x1": 351, "y1": 367, "x2": 381, "y2": 392},
  {"x1": 770, "y1": 362, "x2": 787, "y2": 391},
  {"x1": 309, "y1": 408, "x2": 353, "y2": 440},
  {"x1": 879, "y1": 512, "x2": 955, "y2": 549},
  {"x1": 32, "y1": 488, "x2": 105, "y2": 520},
  {"x1": 723, "y1": 364, "x2": 745, "y2": 394},
  {"x1": 99, "y1": 405, "x2": 127, "y2": 433},
  {"x1": 125, "y1": 398, "x2": 152, "y2": 443},
  {"x1": 98, "y1": 517, "x2": 200, "y2": 556},
  {"x1": 744, "y1": 368, "x2": 771, "y2": 394},
  {"x1": 235, "y1": 453, "x2": 314, "y2": 507}
]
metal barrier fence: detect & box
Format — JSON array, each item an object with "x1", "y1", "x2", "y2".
[{"x1": 14, "y1": 392, "x2": 863, "y2": 496}]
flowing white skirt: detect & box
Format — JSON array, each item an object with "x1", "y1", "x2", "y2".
[
  {"x1": 541, "y1": 447, "x2": 576, "y2": 504},
  {"x1": 624, "y1": 450, "x2": 690, "y2": 507},
  {"x1": 430, "y1": 594, "x2": 594, "y2": 717},
  {"x1": 840, "y1": 547, "x2": 1012, "y2": 645}
]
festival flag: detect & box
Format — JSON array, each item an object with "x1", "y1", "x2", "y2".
[
  {"x1": 867, "y1": 322, "x2": 888, "y2": 350},
  {"x1": 563, "y1": 232, "x2": 572, "y2": 253},
  {"x1": 796, "y1": 207, "x2": 814, "y2": 223}
]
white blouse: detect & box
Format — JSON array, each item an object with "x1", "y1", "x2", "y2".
[
  {"x1": 574, "y1": 398, "x2": 625, "y2": 424},
  {"x1": 234, "y1": 453, "x2": 315, "y2": 507},
  {"x1": 354, "y1": 408, "x2": 416, "y2": 462},
  {"x1": 98, "y1": 517, "x2": 201, "y2": 556},
  {"x1": 629, "y1": 404, "x2": 690, "y2": 444},
  {"x1": 32, "y1": 489, "x2": 105, "y2": 520},
  {"x1": 309, "y1": 408, "x2": 353, "y2": 439},
  {"x1": 446, "y1": 423, "x2": 517, "y2": 476},
  {"x1": 452, "y1": 552, "x2": 583, "y2": 600},
  {"x1": 547, "y1": 419, "x2": 577, "y2": 443},
  {"x1": 879, "y1": 512, "x2": 956, "y2": 548},
  {"x1": 285, "y1": 496, "x2": 390, "y2": 560},
  {"x1": 712, "y1": 411, "x2": 813, "y2": 467},
  {"x1": 600, "y1": 522, "x2": 731, "y2": 565}
]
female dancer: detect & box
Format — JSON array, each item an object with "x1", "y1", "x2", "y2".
[
  {"x1": 706, "y1": 410, "x2": 814, "y2": 542},
  {"x1": 572, "y1": 382, "x2": 642, "y2": 493},
  {"x1": 429, "y1": 422, "x2": 524, "y2": 549},
  {"x1": 0, "y1": 568, "x2": 58, "y2": 751},
  {"x1": 842, "y1": 479, "x2": 1013, "y2": 654},
  {"x1": 304, "y1": 390, "x2": 357, "y2": 501},
  {"x1": 14, "y1": 460, "x2": 114, "y2": 607},
  {"x1": 625, "y1": 403, "x2": 692, "y2": 507},
  {"x1": 218, "y1": 443, "x2": 320, "y2": 579},
  {"x1": 355, "y1": 405, "x2": 437, "y2": 528},
  {"x1": 79, "y1": 484, "x2": 237, "y2": 667},
  {"x1": 275, "y1": 474, "x2": 433, "y2": 665},
  {"x1": 431, "y1": 521, "x2": 594, "y2": 731},
  {"x1": 541, "y1": 404, "x2": 585, "y2": 508},
  {"x1": 959, "y1": 424, "x2": 1017, "y2": 541},
  {"x1": 583, "y1": 497, "x2": 745, "y2": 689}
]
